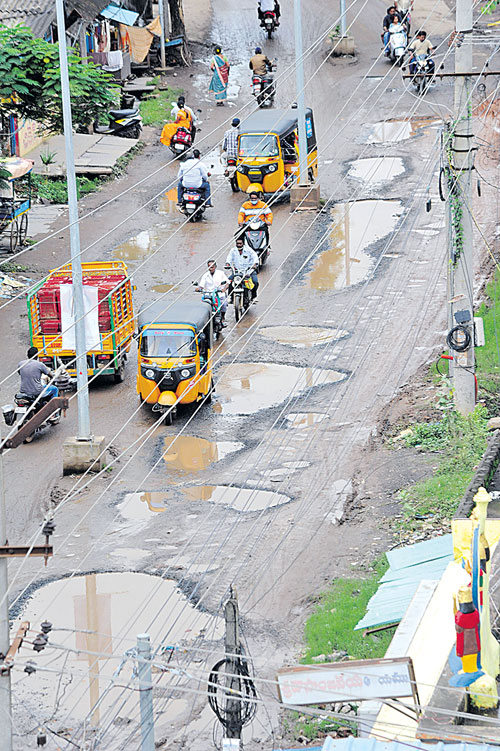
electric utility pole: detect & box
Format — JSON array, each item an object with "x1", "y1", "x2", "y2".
[
  {"x1": 224, "y1": 588, "x2": 242, "y2": 744},
  {"x1": 293, "y1": 0, "x2": 308, "y2": 186},
  {"x1": 0, "y1": 448, "x2": 11, "y2": 751},
  {"x1": 137, "y1": 633, "x2": 155, "y2": 751},
  {"x1": 447, "y1": 0, "x2": 476, "y2": 414},
  {"x1": 158, "y1": 0, "x2": 167, "y2": 69},
  {"x1": 340, "y1": 0, "x2": 347, "y2": 37},
  {"x1": 55, "y1": 0, "x2": 91, "y2": 440}
]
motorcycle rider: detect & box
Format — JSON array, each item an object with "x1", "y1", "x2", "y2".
[
  {"x1": 382, "y1": 5, "x2": 402, "y2": 55},
  {"x1": 18, "y1": 347, "x2": 58, "y2": 402},
  {"x1": 222, "y1": 118, "x2": 240, "y2": 161},
  {"x1": 238, "y1": 190, "x2": 273, "y2": 245},
  {"x1": 226, "y1": 236, "x2": 260, "y2": 302},
  {"x1": 258, "y1": 0, "x2": 280, "y2": 26},
  {"x1": 407, "y1": 30, "x2": 435, "y2": 75},
  {"x1": 170, "y1": 95, "x2": 198, "y2": 140},
  {"x1": 177, "y1": 149, "x2": 212, "y2": 208},
  {"x1": 249, "y1": 46, "x2": 273, "y2": 76},
  {"x1": 196, "y1": 260, "x2": 230, "y2": 325}
]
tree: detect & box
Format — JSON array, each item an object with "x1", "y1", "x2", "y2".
[{"x1": 0, "y1": 25, "x2": 118, "y2": 136}]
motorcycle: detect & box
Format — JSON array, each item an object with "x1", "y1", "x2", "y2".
[
  {"x1": 387, "y1": 22, "x2": 407, "y2": 65},
  {"x1": 261, "y1": 10, "x2": 278, "y2": 39},
  {"x1": 94, "y1": 106, "x2": 143, "y2": 139},
  {"x1": 224, "y1": 156, "x2": 239, "y2": 193},
  {"x1": 252, "y1": 65, "x2": 276, "y2": 108},
  {"x1": 411, "y1": 54, "x2": 434, "y2": 94},
  {"x1": 179, "y1": 187, "x2": 207, "y2": 222},
  {"x1": 242, "y1": 220, "x2": 270, "y2": 269},
  {"x1": 170, "y1": 126, "x2": 194, "y2": 158},
  {"x1": 227, "y1": 266, "x2": 254, "y2": 322},
  {"x1": 195, "y1": 286, "x2": 225, "y2": 340},
  {"x1": 2, "y1": 371, "x2": 71, "y2": 444}
]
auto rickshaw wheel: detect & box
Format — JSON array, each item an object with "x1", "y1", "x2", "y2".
[
  {"x1": 19, "y1": 214, "x2": 28, "y2": 245},
  {"x1": 205, "y1": 379, "x2": 214, "y2": 404},
  {"x1": 9, "y1": 219, "x2": 18, "y2": 253}
]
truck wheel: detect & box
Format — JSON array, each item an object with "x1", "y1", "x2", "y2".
[{"x1": 114, "y1": 360, "x2": 125, "y2": 383}]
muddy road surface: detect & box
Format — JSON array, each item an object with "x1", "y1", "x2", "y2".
[{"x1": 1, "y1": 0, "x2": 466, "y2": 747}]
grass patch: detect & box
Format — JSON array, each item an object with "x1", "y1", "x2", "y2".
[
  {"x1": 0, "y1": 261, "x2": 34, "y2": 272},
  {"x1": 29, "y1": 174, "x2": 103, "y2": 204},
  {"x1": 139, "y1": 85, "x2": 183, "y2": 127},
  {"x1": 396, "y1": 398, "x2": 489, "y2": 530},
  {"x1": 282, "y1": 711, "x2": 357, "y2": 742},
  {"x1": 476, "y1": 268, "x2": 500, "y2": 410},
  {"x1": 302, "y1": 557, "x2": 394, "y2": 663}
]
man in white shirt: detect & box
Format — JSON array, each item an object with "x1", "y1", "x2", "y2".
[
  {"x1": 226, "y1": 236, "x2": 259, "y2": 301},
  {"x1": 258, "y1": 0, "x2": 280, "y2": 24},
  {"x1": 177, "y1": 149, "x2": 212, "y2": 207},
  {"x1": 196, "y1": 260, "x2": 230, "y2": 322}
]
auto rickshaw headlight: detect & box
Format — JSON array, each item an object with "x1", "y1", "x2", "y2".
[
  {"x1": 145, "y1": 368, "x2": 155, "y2": 379},
  {"x1": 268, "y1": 164, "x2": 277, "y2": 172},
  {"x1": 180, "y1": 369, "x2": 191, "y2": 378}
]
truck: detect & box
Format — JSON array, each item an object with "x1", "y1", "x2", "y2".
[{"x1": 27, "y1": 261, "x2": 135, "y2": 384}]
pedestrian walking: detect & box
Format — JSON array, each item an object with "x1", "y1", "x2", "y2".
[{"x1": 209, "y1": 45, "x2": 230, "y2": 106}]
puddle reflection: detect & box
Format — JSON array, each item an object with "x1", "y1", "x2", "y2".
[
  {"x1": 348, "y1": 157, "x2": 405, "y2": 185},
  {"x1": 163, "y1": 435, "x2": 244, "y2": 473},
  {"x1": 113, "y1": 228, "x2": 165, "y2": 261},
  {"x1": 181, "y1": 485, "x2": 290, "y2": 511}
]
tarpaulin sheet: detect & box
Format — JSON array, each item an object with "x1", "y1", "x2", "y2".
[
  {"x1": 119, "y1": 16, "x2": 161, "y2": 63},
  {"x1": 0, "y1": 157, "x2": 34, "y2": 180},
  {"x1": 100, "y1": 4, "x2": 138, "y2": 25},
  {"x1": 354, "y1": 535, "x2": 453, "y2": 630}
]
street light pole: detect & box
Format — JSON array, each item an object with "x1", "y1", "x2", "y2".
[
  {"x1": 293, "y1": 0, "x2": 309, "y2": 186},
  {"x1": 55, "y1": 0, "x2": 91, "y2": 440},
  {"x1": 158, "y1": 0, "x2": 167, "y2": 69},
  {"x1": 340, "y1": 0, "x2": 347, "y2": 37},
  {"x1": 0, "y1": 444, "x2": 12, "y2": 751}
]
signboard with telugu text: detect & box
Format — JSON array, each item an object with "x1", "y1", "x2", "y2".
[{"x1": 276, "y1": 657, "x2": 416, "y2": 705}]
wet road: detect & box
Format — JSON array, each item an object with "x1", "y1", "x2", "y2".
[{"x1": 1, "y1": 0, "x2": 465, "y2": 746}]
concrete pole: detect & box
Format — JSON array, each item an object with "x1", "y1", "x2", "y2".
[
  {"x1": 224, "y1": 588, "x2": 241, "y2": 744},
  {"x1": 450, "y1": 0, "x2": 475, "y2": 414},
  {"x1": 55, "y1": 0, "x2": 91, "y2": 440},
  {"x1": 136, "y1": 634, "x2": 154, "y2": 751},
  {"x1": 0, "y1": 440, "x2": 12, "y2": 751},
  {"x1": 158, "y1": 0, "x2": 167, "y2": 69},
  {"x1": 293, "y1": 0, "x2": 309, "y2": 186},
  {"x1": 340, "y1": 0, "x2": 347, "y2": 37}
]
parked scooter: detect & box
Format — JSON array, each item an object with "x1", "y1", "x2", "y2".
[
  {"x1": 388, "y1": 22, "x2": 407, "y2": 65},
  {"x1": 241, "y1": 220, "x2": 270, "y2": 269},
  {"x1": 2, "y1": 370, "x2": 71, "y2": 444},
  {"x1": 261, "y1": 10, "x2": 278, "y2": 39},
  {"x1": 227, "y1": 266, "x2": 254, "y2": 322},
  {"x1": 411, "y1": 54, "x2": 434, "y2": 94},
  {"x1": 94, "y1": 103, "x2": 143, "y2": 139},
  {"x1": 252, "y1": 63, "x2": 276, "y2": 108}
]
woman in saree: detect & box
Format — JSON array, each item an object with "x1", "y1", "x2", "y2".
[
  {"x1": 160, "y1": 104, "x2": 193, "y2": 147},
  {"x1": 209, "y1": 45, "x2": 230, "y2": 106}
]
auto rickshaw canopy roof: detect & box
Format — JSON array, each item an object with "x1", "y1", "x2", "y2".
[
  {"x1": 0, "y1": 157, "x2": 34, "y2": 181},
  {"x1": 239, "y1": 107, "x2": 314, "y2": 140},
  {"x1": 138, "y1": 299, "x2": 212, "y2": 331}
]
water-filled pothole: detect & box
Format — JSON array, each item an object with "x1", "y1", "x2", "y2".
[
  {"x1": 151, "y1": 282, "x2": 176, "y2": 293},
  {"x1": 12, "y1": 572, "x2": 222, "y2": 726},
  {"x1": 366, "y1": 116, "x2": 440, "y2": 144},
  {"x1": 113, "y1": 228, "x2": 164, "y2": 261},
  {"x1": 306, "y1": 199, "x2": 402, "y2": 290},
  {"x1": 181, "y1": 485, "x2": 290, "y2": 511},
  {"x1": 158, "y1": 187, "x2": 178, "y2": 215},
  {"x1": 348, "y1": 157, "x2": 405, "y2": 185},
  {"x1": 118, "y1": 492, "x2": 167, "y2": 521},
  {"x1": 259, "y1": 325, "x2": 348, "y2": 348},
  {"x1": 215, "y1": 362, "x2": 346, "y2": 415},
  {"x1": 163, "y1": 435, "x2": 244, "y2": 473}
]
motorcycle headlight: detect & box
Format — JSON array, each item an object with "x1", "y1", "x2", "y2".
[
  {"x1": 145, "y1": 368, "x2": 155, "y2": 379},
  {"x1": 180, "y1": 369, "x2": 191, "y2": 378}
]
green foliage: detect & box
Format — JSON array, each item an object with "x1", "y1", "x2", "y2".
[
  {"x1": 0, "y1": 166, "x2": 10, "y2": 192},
  {"x1": 476, "y1": 269, "x2": 500, "y2": 409},
  {"x1": 30, "y1": 174, "x2": 102, "y2": 204},
  {"x1": 282, "y1": 711, "x2": 357, "y2": 742},
  {"x1": 398, "y1": 402, "x2": 489, "y2": 529},
  {"x1": 302, "y1": 558, "x2": 395, "y2": 662},
  {"x1": 0, "y1": 25, "x2": 117, "y2": 134},
  {"x1": 481, "y1": 0, "x2": 500, "y2": 13},
  {"x1": 139, "y1": 86, "x2": 183, "y2": 127}
]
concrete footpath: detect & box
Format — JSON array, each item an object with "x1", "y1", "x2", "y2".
[{"x1": 30, "y1": 133, "x2": 139, "y2": 177}]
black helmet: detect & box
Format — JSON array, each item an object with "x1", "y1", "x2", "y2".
[
  {"x1": 193, "y1": 148, "x2": 201, "y2": 159},
  {"x1": 232, "y1": 118, "x2": 240, "y2": 127},
  {"x1": 177, "y1": 95, "x2": 185, "y2": 104},
  {"x1": 255, "y1": 46, "x2": 262, "y2": 54}
]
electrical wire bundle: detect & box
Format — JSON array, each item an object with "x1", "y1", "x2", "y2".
[{"x1": 208, "y1": 646, "x2": 258, "y2": 733}]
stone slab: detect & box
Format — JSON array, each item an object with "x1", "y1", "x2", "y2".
[
  {"x1": 29, "y1": 133, "x2": 138, "y2": 176},
  {"x1": 290, "y1": 183, "x2": 321, "y2": 211},
  {"x1": 62, "y1": 435, "x2": 107, "y2": 475}
]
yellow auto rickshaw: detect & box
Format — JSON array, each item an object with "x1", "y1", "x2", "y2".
[
  {"x1": 236, "y1": 107, "x2": 318, "y2": 199},
  {"x1": 137, "y1": 300, "x2": 213, "y2": 424}
]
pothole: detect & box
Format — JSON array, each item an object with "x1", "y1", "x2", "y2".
[
  {"x1": 113, "y1": 228, "x2": 165, "y2": 261},
  {"x1": 214, "y1": 362, "x2": 346, "y2": 415},
  {"x1": 118, "y1": 492, "x2": 167, "y2": 522},
  {"x1": 306, "y1": 199, "x2": 402, "y2": 291},
  {"x1": 259, "y1": 325, "x2": 348, "y2": 348},
  {"x1": 181, "y1": 485, "x2": 290, "y2": 511},
  {"x1": 163, "y1": 436, "x2": 244, "y2": 473},
  {"x1": 158, "y1": 187, "x2": 178, "y2": 215},
  {"x1": 151, "y1": 282, "x2": 176, "y2": 293},
  {"x1": 366, "y1": 116, "x2": 441, "y2": 144},
  {"x1": 348, "y1": 156, "x2": 405, "y2": 185},
  {"x1": 12, "y1": 572, "x2": 222, "y2": 726}
]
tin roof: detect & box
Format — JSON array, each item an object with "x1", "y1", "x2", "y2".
[{"x1": 0, "y1": 0, "x2": 108, "y2": 38}]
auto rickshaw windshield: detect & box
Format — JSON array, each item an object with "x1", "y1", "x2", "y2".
[
  {"x1": 140, "y1": 329, "x2": 196, "y2": 357},
  {"x1": 239, "y1": 134, "x2": 279, "y2": 157}
]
